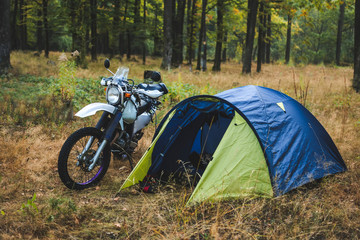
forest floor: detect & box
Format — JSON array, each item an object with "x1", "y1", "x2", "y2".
[{"x1": 0, "y1": 51, "x2": 360, "y2": 239}]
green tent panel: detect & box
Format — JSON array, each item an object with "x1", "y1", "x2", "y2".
[
  {"x1": 187, "y1": 112, "x2": 273, "y2": 204},
  {"x1": 120, "y1": 111, "x2": 176, "y2": 190}
]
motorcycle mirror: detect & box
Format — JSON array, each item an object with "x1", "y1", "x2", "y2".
[{"x1": 104, "y1": 59, "x2": 110, "y2": 69}]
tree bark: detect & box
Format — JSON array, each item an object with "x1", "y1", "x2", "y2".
[
  {"x1": 161, "y1": 0, "x2": 173, "y2": 70},
  {"x1": 187, "y1": 0, "x2": 197, "y2": 70},
  {"x1": 212, "y1": 0, "x2": 224, "y2": 71},
  {"x1": 172, "y1": 0, "x2": 186, "y2": 67},
  {"x1": 186, "y1": 0, "x2": 191, "y2": 63},
  {"x1": 354, "y1": 0, "x2": 360, "y2": 92},
  {"x1": 142, "y1": 0, "x2": 146, "y2": 65},
  {"x1": 113, "y1": 0, "x2": 120, "y2": 56},
  {"x1": 133, "y1": 0, "x2": 141, "y2": 55},
  {"x1": 19, "y1": 0, "x2": 27, "y2": 50},
  {"x1": 202, "y1": 34, "x2": 207, "y2": 71},
  {"x1": 152, "y1": 3, "x2": 162, "y2": 57},
  {"x1": 222, "y1": 31, "x2": 227, "y2": 62},
  {"x1": 36, "y1": 8, "x2": 43, "y2": 53},
  {"x1": 70, "y1": 1, "x2": 77, "y2": 51},
  {"x1": 122, "y1": 0, "x2": 129, "y2": 56},
  {"x1": 85, "y1": 2, "x2": 90, "y2": 52},
  {"x1": 152, "y1": 3, "x2": 163, "y2": 57},
  {"x1": 261, "y1": 8, "x2": 266, "y2": 64},
  {"x1": 242, "y1": 0, "x2": 258, "y2": 74},
  {"x1": 285, "y1": 14, "x2": 292, "y2": 64},
  {"x1": 196, "y1": 0, "x2": 207, "y2": 71},
  {"x1": 79, "y1": 2, "x2": 87, "y2": 67},
  {"x1": 126, "y1": 28, "x2": 131, "y2": 60},
  {"x1": 90, "y1": 0, "x2": 97, "y2": 61},
  {"x1": 0, "y1": 0, "x2": 11, "y2": 74},
  {"x1": 11, "y1": 0, "x2": 18, "y2": 50},
  {"x1": 265, "y1": 13, "x2": 271, "y2": 64},
  {"x1": 257, "y1": 1, "x2": 264, "y2": 73},
  {"x1": 336, "y1": 0, "x2": 345, "y2": 66},
  {"x1": 43, "y1": 0, "x2": 49, "y2": 58}
]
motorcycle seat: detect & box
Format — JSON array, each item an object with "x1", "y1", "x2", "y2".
[{"x1": 138, "y1": 83, "x2": 168, "y2": 94}]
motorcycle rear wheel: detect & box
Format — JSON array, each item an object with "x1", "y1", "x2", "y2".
[{"x1": 58, "y1": 127, "x2": 111, "y2": 190}]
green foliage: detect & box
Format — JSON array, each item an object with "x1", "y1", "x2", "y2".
[
  {"x1": 0, "y1": 68, "x2": 104, "y2": 125},
  {"x1": 163, "y1": 78, "x2": 217, "y2": 108},
  {"x1": 270, "y1": 1, "x2": 355, "y2": 65},
  {"x1": 20, "y1": 193, "x2": 38, "y2": 216},
  {"x1": 51, "y1": 60, "x2": 77, "y2": 103},
  {"x1": 47, "y1": 197, "x2": 77, "y2": 222}
]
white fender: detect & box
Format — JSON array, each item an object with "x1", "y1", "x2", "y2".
[{"x1": 75, "y1": 103, "x2": 117, "y2": 118}]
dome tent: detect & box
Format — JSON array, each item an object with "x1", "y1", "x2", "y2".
[{"x1": 120, "y1": 85, "x2": 347, "y2": 204}]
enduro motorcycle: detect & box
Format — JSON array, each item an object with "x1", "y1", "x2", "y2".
[{"x1": 58, "y1": 59, "x2": 168, "y2": 190}]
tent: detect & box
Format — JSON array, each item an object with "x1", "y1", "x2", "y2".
[{"x1": 120, "y1": 85, "x2": 347, "y2": 204}]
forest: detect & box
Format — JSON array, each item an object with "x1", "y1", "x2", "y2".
[
  {"x1": 0, "y1": 0, "x2": 360, "y2": 239},
  {"x1": 0, "y1": 0, "x2": 360, "y2": 80}
]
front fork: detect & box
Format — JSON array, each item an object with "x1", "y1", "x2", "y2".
[{"x1": 81, "y1": 111, "x2": 123, "y2": 171}]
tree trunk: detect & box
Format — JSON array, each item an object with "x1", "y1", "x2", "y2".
[
  {"x1": 11, "y1": 0, "x2": 18, "y2": 50},
  {"x1": 122, "y1": 0, "x2": 129, "y2": 56},
  {"x1": 212, "y1": 0, "x2": 224, "y2": 71},
  {"x1": 79, "y1": 2, "x2": 87, "y2": 67},
  {"x1": 101, "y1": 31, "x2": 110, "y2": 54},
  {"x1": 161, "y1": 0, "x2": 173, "y2": 70},
  {"x1": 222, "y1": 31, "x2": 227, "y2": 62},
  {"x1": 153, "y1": 3, "x2": 162, "y2": 57},
  {"x1": 257, "y1": 1, "x2": 264, "y2": 73},
  {"x1": 336, "y1": 0, "x2": 345, "y2": 66},
  {"x1": 90, "y1": 0, "x2": 97, "y2": 61},
  {"x1": 172, "y1": 0, "x2": 186, "y2": 67},
  {"x1": 36, "y1": 8, "x2": 43, "y2": 53},
  {"x1": 186, "y1": 0, "x2": 191, "y2": 63},
  {"x1": 265, "y1": 13, "x2": 271, "y2": 64},
  {"x1": 187, "y1": 0, "x2": 197, "y2": 70},
  {"x1": 261, "y1": 8, "x2": 266, "y2": 64},
  {"x1": 43, "y1": 0, "x2": 49, "y2": 58},
  {"x1": 0, "y1": 0, "x2": 11, "y2": 74},
  {"x1": 285, "y1": 14, "x2": 292, "y2": 64},
  {"x1": 113, "y1": 0, "x2": 120, "y2": 56},
  {"x1": 196, "y1": 0, "x2": 207, "y2": 71},
  {"x1": 202, "y1": 35, "x2": 207, "y2": 71},
  {"x1": 242, "y1": 0, "x2": 258, "y2": 74},
  {"x1": 85, "y1": 4, "x2": 90, "y2": 53},
  {"x1": 126, "y1": 31, "x2": 131, "y2": 60},
  {"x1": 354, "y1": 0, "x2": 360, "y2": 92},
  {"x1": 142, "y1": 0, "x2": 146, "y2": 65},
  {"x1": 133, "y1": 0, "x2": 141, "y2": 55},
  {"x1": 69, "y1": 1, "x2": 82, "y2": 51},
  {"x1": 19, "y1": 0, "x2": 27, "y2": 50}
]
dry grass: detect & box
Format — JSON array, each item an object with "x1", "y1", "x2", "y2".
[{"x1": 0, "y1": 52, "x2": 360, "y2": 239}]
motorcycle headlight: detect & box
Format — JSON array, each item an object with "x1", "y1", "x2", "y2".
[{"x1": 107, "y1": 86, "x2": 121, "y2": 105}]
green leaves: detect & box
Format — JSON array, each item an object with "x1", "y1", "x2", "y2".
[
  {"x1": 51, "y1": 60, "x2": 77, "y2": 103},
  {"x1": 20, "y1": 193, "x2": 39, "y2": 215}
]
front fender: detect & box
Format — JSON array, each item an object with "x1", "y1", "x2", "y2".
[{"x1": 75, "y1": 103, "x2": 117, "y2": 118}]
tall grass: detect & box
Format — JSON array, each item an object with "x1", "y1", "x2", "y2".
[{"x1": 0, "y1": 52, "x2": 360, "y2": 239}]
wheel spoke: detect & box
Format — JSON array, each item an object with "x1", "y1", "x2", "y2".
[
  {"x1": 67, "y1": 134, "x2": 103, "y2": 185},
  {"x1": 58, "y1": 127, "x2": 110, "y2": 189}
]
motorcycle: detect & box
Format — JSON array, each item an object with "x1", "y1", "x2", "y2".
[{"x1": 58, "y1": 59, "x2": 168, "y2": 190}]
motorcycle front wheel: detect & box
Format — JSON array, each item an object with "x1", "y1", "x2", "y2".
[{"x1": 58, "y1": 127, "x2": 111, "y2": 190}]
